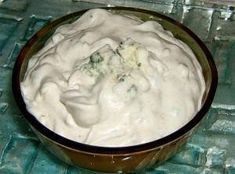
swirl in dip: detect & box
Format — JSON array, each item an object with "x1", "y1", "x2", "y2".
[{"x1": 21, "y1": 9, "x2": 205, "y2": 147}]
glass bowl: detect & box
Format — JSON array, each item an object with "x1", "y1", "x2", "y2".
[{"x1": 12, "y1": 7, "x2": 218, "y2": 173}]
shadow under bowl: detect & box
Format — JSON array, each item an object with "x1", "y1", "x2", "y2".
[{"x1": 12, "y1": 7, "x2": 218, "y2": 173}]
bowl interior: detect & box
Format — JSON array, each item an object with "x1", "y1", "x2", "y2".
[
  {"x1": 14, "y1": 7, "x2": 217, "y2": 154},
  {"x1": 19, "y1": 8, "x2": 213, "y2": 105}
]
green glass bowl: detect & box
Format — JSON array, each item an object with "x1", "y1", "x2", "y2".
[{"x1": 12, "y1": 7, "x2": 218, "y2": 173}]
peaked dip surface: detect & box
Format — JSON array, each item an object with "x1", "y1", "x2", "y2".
[{"x1": 21, "y1": 9, "x2": 205, "y2": 147}]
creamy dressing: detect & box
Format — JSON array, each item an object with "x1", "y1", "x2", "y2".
[{"x1": 21, "y1": 9, "x2": 205, "y2": 147}]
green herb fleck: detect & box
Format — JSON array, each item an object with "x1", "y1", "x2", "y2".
[
  {"x1": 117, "y1": 74, "x2": 126, "y2": 82},
  {"x1": 90, "y1": 52, "x2": 103, "y2": 64}
]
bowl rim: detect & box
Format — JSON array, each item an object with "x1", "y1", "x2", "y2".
[{"x1": 12, "y1": 6, "x2": 218, "y2": 154}]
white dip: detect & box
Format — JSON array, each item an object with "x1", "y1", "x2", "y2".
[{"x1": 21, "y1": 9, "x2": 205, "y2": 147}]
